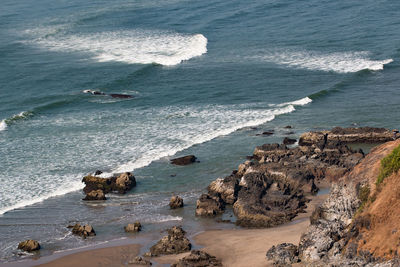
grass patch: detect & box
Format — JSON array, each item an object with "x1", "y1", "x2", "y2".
[
  {"x1": 357, "y1": 184, "x2": 370, "y2": 213},
  {"x1": 376, "y1": 144, "x2": 400, "y2": 186}
]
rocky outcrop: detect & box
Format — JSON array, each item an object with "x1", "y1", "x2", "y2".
[
  {"x1": 146, "y1": 226, "x2": 191, "y2": 256},
  {"x1": 208, "y1": 175, "x2": 239, "y2": 204},
  {"x1": 195, "y1": 193, "x2": 225, "y2": 216},
  {"x1": 169, "y1": 196, "x2": 184, "y2": 209},
  {"x1": 129, "y1": 256, "x2": 152, "y2": 265},
  {"x1": 287, "y1": 139, "x2": 400, "y2": 266},
  {"x1": 266, "y1": 243, "x2": 299, "y2": 266},
  {"x1": 283, "y1": 137, "x2": 296, "y2": 145},
  {"x1": 171, "y1": 250, "x2": 222, "y2": 267},
  {"x1": 124, "y1": 221, "x2": 141, "y2": 233},
  {"x1": 18, "y1": 240, "x2": 40, "y2": 252},
  {"x1": 69, "y1": 223, "x2": 96, "y2": 238},
  {"x1": 170, "y1": 155, "x2": 197, "y2": 166},
  {"x1": 82, "y1": 172, "x2": 136, "y2": 200},
  {"x1": 299, "y1": 127, "x2": 393, "y2": 147}
]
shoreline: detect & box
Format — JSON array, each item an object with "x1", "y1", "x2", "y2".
[{"x1": 2, "y1": 185, "x2": 329, "y2": 267}]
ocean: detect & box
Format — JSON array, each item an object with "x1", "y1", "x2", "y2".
[{"x1": 1, "y1": 0, "x2": 399, "y2": 262}]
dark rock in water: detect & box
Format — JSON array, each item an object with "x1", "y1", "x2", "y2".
[
  {"x1": 256, "y1": 131, "x2": 274, "y2": 136},
  {"x1": 170, "y1": 155, "x2": 197, "y2": 166},
  {"x1": 171, "y1": 250, "x2": 222, "y2": 267},
  {"x1": 284, "y1": 125, "x2": 292, "y2": 129},
  {"x1": 284, "y1": 131, "x2": 295, "y2": 135},
  {"x1": 82, "y1": 172, "x2": 136, "y2": 200},
  {"x1": 169, "y1": 196, "x2": 184, "y2": 209},
  {"x1": 94, "y1": 170, "x2": 103, "y2": 176},
  {"x1": 283, "y1": 137, "x2": 296, "y2": 145},
  {"x1": 147, "y1": 226, "x2": 191, "y2": 256},
  {"x1": 18, "y1": 240, "x2": 40, "y2": 252},
  {"x1": 129, "y1": 256, "x2": 152, "y2": 265},
  {"x1": 124, "y1": 221, "x2": 142, "y2": 233},
  {"x1": 266, "y1": 243, "x2": 299, "y2": 266},
  {"x1": 83, "y1": 189, "x2": 106, "y2": 201},
  {"x1": 109, "y1": 93, "x2": 133, "y2": 99},
  {"x1": 70, "y1": 223, "x2": 96, "y2": 238},
  {"x1": 195, "y1": 193, "x2": 225, "y2": 216}
]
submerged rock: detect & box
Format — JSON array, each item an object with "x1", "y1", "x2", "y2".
[
  {"x1": 18, "y1": 240, "x2": 40, "y2": 252},
  {"x1": 169, "y1": 195, "x2": 184, "y2": 209},
  {"x1": 69, "y1": 223, "x2": 96, "y2": 238},
  {"x1": 282, "y1": 137, "x2": 296, "y2": 145},
  {"x1": 266, "y1": 243, "x2": 299, "y2": 266},
  {"x1": 170, "y1": 155, "x2": 197, "y2": 166},
  {"x1": 171, "y1": 250, "x2": 222, "y2": 267},
  {"x1": 147, "y1": 226, "x2": 191, "y2": 256},
  {"x1": 124, "y1": 221, "x2": 142, "y2": 233}
]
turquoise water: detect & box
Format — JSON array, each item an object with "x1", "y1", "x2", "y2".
[{"x1": 1, "y1": 0, "x2": 400, "y2": 262}]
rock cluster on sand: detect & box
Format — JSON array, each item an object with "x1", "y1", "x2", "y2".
[
  {"x1": 170, "y1": 155, "x2": 197, "y2": 165},
  {"x1": 124, "y1": 221, "x2": 142, "y2": 233},
  {"x1": 171, "y1": 250, "x2": 222, "y2": 267},
  {"x1": 17, "y1": 240, "x2": 40, "y2": 252},
  {"x1": 196, "y1": 127, "x2": 392, "y2": 228},
  {"x1": 128, "y1": 256, "x2": 152, "y2": 266},
  {"x1": 82, "y1": 172, "x2": 136, "y2": 200},
  {"x1": 169, "y1": 195, "x2": 184, "y2": 209},
  {"x1": 69, "y1": 223, "x2": 96, "y2": 238},
  {"x1": 146, "y1": 226, "x2": 191, "y2": 256}
]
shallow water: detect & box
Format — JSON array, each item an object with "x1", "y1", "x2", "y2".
[{"x1": 1, "y1": 0, "x2": 400, "y2": 262}]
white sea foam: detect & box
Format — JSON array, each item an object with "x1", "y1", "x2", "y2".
[
  {"x1": 0, "y1": 120, "x2": 6, "y2": 132},
  {"x1": 270, "y1": 97, "x2": 312, "y2": 107},
  {"x1": 0, "y1": 97, "x2": 311, "y2": 215},
  {"x1": 0, "y1": 181, "x2": 83, "y2": 215},
  {"x1": 260, "y1": 50, "x2": 393, "y2": 73},
  {"x1": 31, "y1": 29, "x2": 207, "y2": 66}
]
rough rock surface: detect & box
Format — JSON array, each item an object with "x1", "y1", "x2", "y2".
[
  {"x1": 196, "y1": 127, "x2": 394, "y2": 228},
  {"x1": 266, "y1": 243, "x2": 299, "y2": 266},
  {"x1": 128, "y1": 256, "x2": 152, "y2": 265},
  {"x1": 170, "y1": 155, "x2": 197, "y2": 165},
  {"x1": 171, "y1": 250, "x2": 222, "y2": 267},
  {"x1": 69, "y1": 223, "x2": 96, "y2": 238},
  {"x1": 299, "y1": 127, "x2": 393, "y2": 146},
  {"x1": 18, "y1": 240, "x2": 40, "y2": 252},
  {"x1": 169, "y1": 196, "x2": 184, "y2": 209},
  {"x1": 195, "y1": 193, "x2": 225, "y2": 216},
  {"x1": 147, "y1": 226, "x2": 191, "y2": 256},
  {"x1": 294, "y1": 139, "x2": 400, "y2": 266},
  {"x1": 283, "y1": 137, "x2": 296, "y2": 145},
  {"x1": 124, "y1": 221, "x2": 141, "y2": 233},
  {"x1": 82, "y1": 172, "x2": 136, "y2": 200}
]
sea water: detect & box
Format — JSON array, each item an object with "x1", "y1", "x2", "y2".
[{"x1": 1, "y1": 0, "x2": 399, "y2": 262}]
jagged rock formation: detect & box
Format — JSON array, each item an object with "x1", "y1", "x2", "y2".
[
  {"x1": 171, "y1": 250, "x2": 222, "y2": 267},
  {"x1": 169, "y1": 195, "x2": 184, "y2": 209},
  {"x1": 124, "y1": 221, "x2": 141, "y2": 232},
  {"x1": 82, "y1": 172, "x2": 136, "y2": 200},
  {"x1": 17, "y1": 240, "x2": 40, "y2": 252},
  {"x1": 68, "y1": 223, "x2": 96, "y2": 238},
  {"x1": 146, "y1": 226, "x2": 191, "y2": 256},
  {"x1": 266, "y1": 243, "x2": 299, "y2": 266},
  {"x1": 273, "y1": 139, "x2": 400, "y2": 266}
]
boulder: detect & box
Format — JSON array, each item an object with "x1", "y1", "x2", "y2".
[
  {"x1": 195, "y1": 193, "x2": 225, "y2": 216},
  {"x1": 147, "y1": 226, "x2": 191, "y2": 256},
  {"x1": 171, "y1": 250, "x2": 222, "y2": 267},
  {"x1": 124, "y1": 221, "x2": 142, "y2": 233},
  {"x1": 83, "y1": 189, "x2": 106, "y2": 200},
  {"x1": 128, "y1": 256, "x2": 152, "y2": 265},
  {"x1": 266, "y1": 243, "x2": 299, "y2": 266},
  {"x1": 207, "y1": 175, "x2": 239, "y2": 204},
  {"x1": 170, "y1": 155, "x2": 197, "y2": 166},
  {"x1": 70, "y1": 223, "x2": 96, "y2": 238},
  {"x1": 169, "y1": 196, "x2": 184, "y2": 209},
  {"x1": 283, "y1": 137, "x2": 296, "y2": 145},
  {"x1": 18, "y1": 240, "x2": 40, "y2": 252},
  {"x1": 82, "y1": 172, "x2": 136, "y2": 200}
]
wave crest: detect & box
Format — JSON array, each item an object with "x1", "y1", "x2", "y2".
[{"x1": 260, "y1": 50, "x2": 393, "y2": 73}]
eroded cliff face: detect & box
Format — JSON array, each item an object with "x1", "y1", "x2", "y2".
[{"x1": 297, "y1": 139, "x2": 400, "y2": 267}]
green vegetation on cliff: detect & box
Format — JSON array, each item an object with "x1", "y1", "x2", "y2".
[{"x1": 377, "y1": 144, "x2": 400, "y2": 185}]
